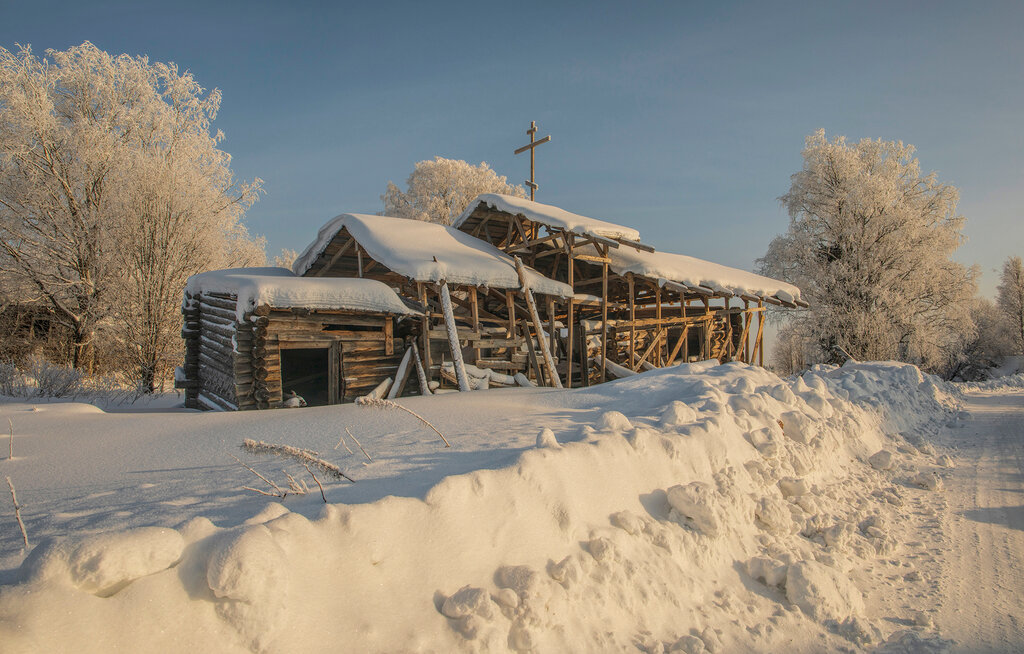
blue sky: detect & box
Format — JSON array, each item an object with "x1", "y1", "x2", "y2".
[{"x1": 4, "y1": 0, "x2": 1022, "y2": 296}]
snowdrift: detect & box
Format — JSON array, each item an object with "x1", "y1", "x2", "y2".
[{"x1": 0, "y1": 361, "x2": 960, "y2": 653}]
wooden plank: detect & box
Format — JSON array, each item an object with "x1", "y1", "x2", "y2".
[
  {"x1": 634, "y1": 327, "x2": 665, "y2": 370},
  {"x1": 601, "y1": 261, "x2": 608, "y2": 382},
  {"x1": 628, "y1": 274, "x2": 636, "y2": 370},
  {"x1": 521, "y1": 319, "x2": 545, "y2": 385},
  {"x1": 514, "y1": 257, "x2": 561, "y2": 388},
  {"x1": 665, "y1": 325, "x2": 689, "y2": 365},
  {"x1": 312, "y1": 237, "x2": 354, "y2": 277},
  {"x1": 386, "y1": 345, "x2": 414, "y2": 399},
  {"x1": 579, "y1": 327, "x2": 590, "y2": 387}
]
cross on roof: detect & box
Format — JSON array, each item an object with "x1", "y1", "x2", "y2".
[{"x1": 513, "y1": 120, "x2": 551, "y2": 201}]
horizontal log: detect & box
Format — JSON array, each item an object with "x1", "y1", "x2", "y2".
[
  {"x1": 268, "y1": 311, "x2": 387, "y2": 327},
  {"x1": 198, "y1": 294, "x2": 238, "y2": 312},
  {"x1": 198, "y1": 303, "x2": 238, "y2": 324},
  {"x1": 473, "y1": 359, "x2": 527, "y2": 371},
  {"x1": 199, "y1": 319, "x2": 236, "y2": 341}
]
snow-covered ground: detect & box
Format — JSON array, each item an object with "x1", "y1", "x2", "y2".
[{"x1": 0, "y1": 361, "x2": 1021, "y2": 653}]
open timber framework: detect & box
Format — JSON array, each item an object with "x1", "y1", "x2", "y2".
[{"x1": 177, "y1": 194, "x2": 805, "y2": 410}]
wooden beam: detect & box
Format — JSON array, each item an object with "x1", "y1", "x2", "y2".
[
  {"x1": 628, "y1": 274, "x2": 636, "y2": 370},
  {"x1": 312, "y1": 237, "x2": 354, "y2": 277},
  {"x1": 521, "y1": 319, "x2": 545, "y2": 386},
  {"x1": 564, "y1": 231, "x2": 575, "y2": 388},
  {"x1": 601, "y1": 261, "x2": 609, "y2": 382},
  {"x1": 666, "y1": 325, "x2": 689, "y2": 365},
  {"x1": 514, "y1": 257, "x2": 562, "y2": 388},
  {"x1": 419, "y1": 283, "x2": 432, "y2": 386},
  {"x1": 615, "y1": 237, "x2": 655, "y2": 253},
  {"x1": 634, "y1": 327, "x2": 665, "y2": 370}
]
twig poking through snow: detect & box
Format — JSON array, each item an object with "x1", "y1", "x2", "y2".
[
  {"x1": 231, "y1": 454, "x2": 288, "y2": 498},
  {"x1": 7, "y1": 418, "x2": 11, "y2": 460},
  {"x1": 6, "y1": 476, "x2": 28, "y2": 550},
  {"x1": 240, "y1": 439, "x2": 355, "y2": 483},
  {"x1": 355, "y1": 398, "x2": 451, "y2": 447},
  {"x1": 345, "y1": 427, "x2": 372, "y2": 461},
  {"x1": 303, "y1": 464, "x2": 327, "y2": 502},
  {"x1": 334, "y1": 431, "x2": 354, "y2": 454}
]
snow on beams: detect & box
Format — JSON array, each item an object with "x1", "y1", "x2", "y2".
[
  {"x1": 602, "y1": 248, "x2": 807, "y2": 308},
  {"x1": 453, "y1": 193, "x2": 653, "y2": 254},
  {"x1": 293, "y1": 214, "x2": 574, "y2": 299}
]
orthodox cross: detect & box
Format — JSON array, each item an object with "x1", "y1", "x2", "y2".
[{"x1": 513, "y1": 120, "x2": 551, "y2": 201}]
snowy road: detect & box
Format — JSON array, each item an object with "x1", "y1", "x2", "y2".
[{"x1": 937, "y1": 389, "x2": 1024, "y2": 653}]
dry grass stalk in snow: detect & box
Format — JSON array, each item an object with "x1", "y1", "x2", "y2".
[
  {"x1": 345, "y1": 427, "x2": 372, "y2": 461},
  {"x1": 6, "y1": 476, "x2": 28, "y2": 550},
  {"x1": 355, "y1": 397, "x2": 451, "y2": 447},
  {"x1": 230, "y1": 454, "x2": 289, "y2": 498},
  {"x1": 240, "y1": 439, "x2": 355, "y2": 483},
  {"x1": 334, "y1": 431, "x2": 355, "y2": 455}
]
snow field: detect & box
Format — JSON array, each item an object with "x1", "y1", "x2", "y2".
[{"x1": 0, "y1": 360, "x2": 962, "y2": 652}]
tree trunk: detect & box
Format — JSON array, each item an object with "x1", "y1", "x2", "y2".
[{"x1": 71, "y1": 324, "x2": 95, "y2": 374}]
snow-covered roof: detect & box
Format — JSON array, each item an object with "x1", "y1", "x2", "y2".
[
  {"x1": 454, "y1": 193, "x2": 642, "y2": 242},
  {"x1": 184, "y1": 267, "x2": 421, "y2": 320},
  {"x1": 608, "y1": 249, "x2": 803, "y2": 304},
  {"x1": 293, "y1": 214, "x2": 574, "y2": 298}
]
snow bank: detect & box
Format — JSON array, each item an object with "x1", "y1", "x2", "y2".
[
  {"x1": 454, "y1": 193, "x2": 642, "y2": 241},
  {"x1": 0, "y1": 360, "x2": 960, "y2": 652},
  {"x1": 184, "y1": 267, "x2": 420, "y2": 321},
  {"x1": 292, "y1": 214, "x2": 574, "y2": 298}
]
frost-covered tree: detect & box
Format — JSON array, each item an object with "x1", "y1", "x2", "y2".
[
  {"x1": 944, "y1": 297, "x2": 1016, "y2": 380},
  {"x1": 273, "y1": 248, "x2": 298, "y2": 270},
  {"x1": 0, "y1": 43, "x2": 264, "y2": 386},
  {"x1": 997, "y1": 256, "x2": 1024, "y2": 354},
  {"x1": 381, "y1": 157, "x2": 525, "y2": 225},
  {"x1": 758, "y1": 129, "x2": 976, "y2": 373}
]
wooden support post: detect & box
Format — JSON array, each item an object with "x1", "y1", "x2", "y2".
[
  {"x1": 703, "y1": 298, "x2": 711, "y2": 360},
  {"x1": 356, "y1": 245, "x2": 364, "y2": 278},
  {"x1": 522, "y1": 319, "x2": 545, "y2": 385},
  {"x1": 579, "y1": 327, "x2": 590, "y2": 387},
  {"x1": 470, "y1": 287, "x2": 480, "y2": 363},
  {"x1": 411, "y1": 341, "x2": 431, "y2": 395},
  {"x1": 634, "y1": 327, "x2": 665, "y2": 370},
  {"x1": 419, "y1": 283, "x2": 432, "y2": 384},
  {"x1": 506, "y1": 291, "x2": 516, "y2": 339},
  {"x1": 743, "y1": 300, "x2": 750, "y2": 363},
  {"x1": 565, "y1": 233, "x2": 575, "y2": 388},
  {"x1": 724, "y1": 297, "x2": 733, "y2": 361},
  {"x1": 384, "y1": 317, "x2": 394, "y2": 356},
  {"x1": 514, "y1": 257, "x2": 562, "y2": 388},
  {"x1": 439, "y1": 282, "x2": 471, "y2": 392},
  {"x1": 601, "y1": 261, "x2": 609, "y2": 382},
  {"x1": 655, "y1": 285, "x2": 663, "y2": 366},
  {"x1": 665, "y1": 325, "x2": 688, "y2": 366},
  {"x1": 388, "y1": 345, "x2": 414, "y2": 399},
  {"x1": 547, "y1": 295, "x2": 557, "y2": 362},
  {"x1": 628, "y1": 274, "x2": 636, "y2": 370},
  {"x1": 757, "y1": 300, "x2": 765, "y2": 367},
  {"x1": 738, "y1": 306, "x2": 753, "y2": 365}
]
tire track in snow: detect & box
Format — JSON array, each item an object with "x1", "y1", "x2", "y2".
[{"x1": 936, "y1": 389, "x2": 1024, "y2": 653}]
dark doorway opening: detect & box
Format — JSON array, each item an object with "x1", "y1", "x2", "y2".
[{"x1": 281, "y1": 347, "x2": 330, "y2": 407}]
